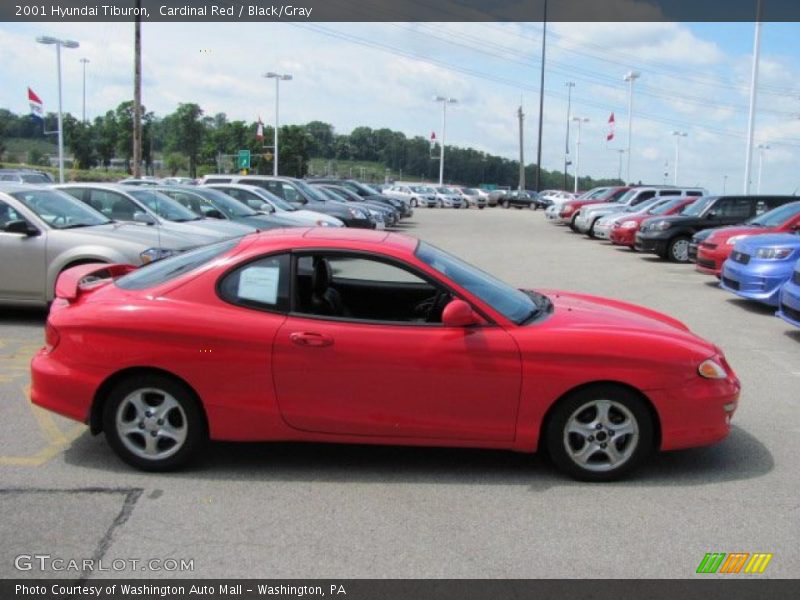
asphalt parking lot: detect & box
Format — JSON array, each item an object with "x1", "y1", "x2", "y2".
[{"x1": 1, "y1": 207, "x2": 798, "y2": 579}]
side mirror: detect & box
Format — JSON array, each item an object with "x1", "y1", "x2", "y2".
[
  {"x1": 442, "y1": 299, "x2": 481, "y2": 327},
  {"x1": 260, "y1": 203, "x2": 275, "y2": 213},
  {"x1": 133, "y1": 211, "x2": 156, "y2": 225},
  {"x1": 4, "y1": 219, "x2": 39, "y2": 236},
  {"x1": 205, "y1": 209, "x2": 224, "y2": 219}
]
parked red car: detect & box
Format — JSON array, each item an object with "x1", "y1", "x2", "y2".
[
  {"x1": 32, "y1": 228, "x2": 739, "y2": 481},
  {"x1": 610, "y1": 197, "x2": 697, "y2": 248},
  {"x1": 558, "y1": 186, "x2": 631, "y2": 229},
  {"x1": 695, "y1": 201, "x2": 800, "y2": 276}
]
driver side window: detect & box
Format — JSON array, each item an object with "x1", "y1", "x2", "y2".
[{"x1": 293, "y1": 254, "x2": 450, "y2": 324}]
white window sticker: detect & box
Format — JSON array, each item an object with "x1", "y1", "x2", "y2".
[{"x1": 238, "y1": 266, "x2": 280, "y2": 305}]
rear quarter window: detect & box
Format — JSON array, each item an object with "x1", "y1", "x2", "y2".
[{"x1": 116, "y1": 239, "x2": 239, "y2": 291}]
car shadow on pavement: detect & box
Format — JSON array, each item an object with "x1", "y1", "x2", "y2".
[
  {"x1": 782, "y1": 329, "x2": 800, "y2": 343},
  {"x1": 0, "y1": 308, "x2": 48, "y2": 325},
  {"x1": 724, "y1": 298, "x2": 779, "y2": 316},
  {"x1": 63, "y1": 425, "x2": 771, "y2": 489}
]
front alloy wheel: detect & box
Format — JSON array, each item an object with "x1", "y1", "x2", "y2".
[
  {"x1": 668, "y1": 236, "x2": 691, "y2": 263},
  {"x1": 546, "y1": 386, "x2": 653, "y2": 481},
  {"x1": 103, "y1": 375, "x2": 206, "y2": 471}
]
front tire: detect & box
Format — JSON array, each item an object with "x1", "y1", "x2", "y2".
[
  {"x1": 503, "y1": 200, "x2": 511, "y2": 208},
  {"x1": 668, "y1": 236, "x2": 691, "y2": 263},
  {"x1": 410, "y1": 198, "x2": 418, "y2": 208},
  {"x1": 103, "y1": 374, "x2": 207, "y2": 471},
  {"x1": 545, "y1": 385, "x2": 654, "y2": 481}
]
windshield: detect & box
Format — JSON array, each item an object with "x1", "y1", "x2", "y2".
[
  {"x1": 20, "y1": 173, "x2": 51, "y2": 183},
  {"x1": 627, "y1": 197, "x2": 664, "y2": 213},
  {"x1": 293, "y1": 179, "x2": 330, "y2": 203},
  {"x1": 462, "y1": 188, "x2": 478, "y2": 195},
  {"x1": 358, "y1": 183, "x2": 381, "y2": 195},
  {"x1": 747, "y1": 202, "x2": 800, "y2": 227},
  {"x1": 649, "y1": 197, "x2": 686, "y2": 215},
  {"x1": 436, "y1": 187, "x2": 455, "y2": 194},
  {"x1": 246, "y1": 187, "x2": 295, "y2": 211},
  {"x1": 412, "y1": 186, "x2": 434, "y2": 194},
  {"x1": 128, "y1": 189, "x2": 201, "y2": 222},
  {"x1": 11, "y1": 189, "x2": 111, "y2": 229},
  {"x1": 613, "y1": 189, "x2": 637, "y2": 204},
  {"x1": 680, "y1": 196, "x2": 714, "y2": 216},
  {"x1": 580, "y1": 187, "x2": 609, "y2": 199},
  {"x1": 416, "y1": 242, "x2": 538, "y2": 324},
  {"x1": 194, "y1": 188, "x2": 258, "y2": 217}
]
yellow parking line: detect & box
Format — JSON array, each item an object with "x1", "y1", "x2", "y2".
[{"x1": 0, "y1": 385, "x2": 86, "y2": 467}]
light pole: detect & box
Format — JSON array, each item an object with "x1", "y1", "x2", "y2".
[
  {"x1": 723, "y1": 174, "x2": 728, "y2": 194},
  {"x1": 564, "y1": 81, "x2": 575, "y2": 190},
  {"x1": 624, "y1": 70, "x2": 641, "y2": 184},
  {"x1": 671, "y1": 131, "x2": 687, "y2": 185},
  {"x1": 433, "y1": 96, "x2": 457, "y2": 186},
  {"x1": 744, "y1": 0, "x2": 763, "y2": 193},
  {"x1": 615, "y1": 149, "x2": 625, "y2": 182},
  {"x1": 756, "y1": 143, "x2": 770, "y2": 193},
  {"x1": 571, "y1": 116, "x2": 588, "y2": 194},
  {"x1": 264, "y1": 72, "x2": 292, "y2": 176},
  {"x1": 36, "y1": 35, "x2": 79, "y2": 184},
  {"x1": 80, "y1": 58, "x2": 89, "y2": 122}
]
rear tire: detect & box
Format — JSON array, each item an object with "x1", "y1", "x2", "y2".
[
  {"x1": 103, "y1": 374, "x2": 207, "y2": 471},
  {"x1": 545, "y1": 385, "x2": 654, "y2": 482},
  {"x1": 410, "y1": 198, "x2": 418, "y2": 208},
  {"x1": 569, "y1": 214, "x2": 580, "y2": 232},
  {"x1": 503, "y1": 200, "x2": 511, "y2": 208},
  {"x1": 587, "y1": 218, "x2": 600, "y2": 238}
]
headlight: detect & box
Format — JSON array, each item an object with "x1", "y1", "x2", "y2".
[
  {"x1": 755, "y1": 247, "x2": 793, "y2": 260},
  {"x1": 620, "y1": 220, "x2": 638, "y2": 229},
  {"x1": 347, "y1": 207, "x2": 366, "y2": 218},
  {"x1": 651, "y1": 220, "x2": 672, "y2": 231},
  {"x1": 140, "y1": 248, "x2": 177, "y2": 264},
  {"x1": 725, "y1": 234, "x2": 749, "y2": 246},
  {"x1": 561, "y1": 206, "x2": 574, "y2": 215},
  {"x1": 698, "y1": 358, "x2": 727, "y2": 379}
]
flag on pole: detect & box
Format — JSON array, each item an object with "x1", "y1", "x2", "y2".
[
  {"x1": 28, "y1": 87, "x2": 43, "y2": 119},
  {"x1": 255, "y1": 116, "x2": 264, "y2": 141},
  {"x1": 430, "y1": 131, "x2": 437, "y2": 149},
  {"x1": 606, "y1": 112, "x2": 615, "y2": 141}
]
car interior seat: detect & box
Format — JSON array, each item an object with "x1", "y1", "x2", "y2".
[{"x1": 310, "y1": 258, "x2": 346, "y2": 317}]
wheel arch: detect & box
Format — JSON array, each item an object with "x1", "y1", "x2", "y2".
[
  {"x1": 90, "y1": 366, "x2": 208, "y2": 435},
  {"x1": 536, "y1": 380, "x2": 661, "y2": 453}
]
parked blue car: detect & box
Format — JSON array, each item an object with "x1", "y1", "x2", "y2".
[
  {"x1": 720, "y1": 233, "x2": 800, "y2": 306},
  {"x1": 776, "y1": 262, "x2": 800, "y2": 327}
]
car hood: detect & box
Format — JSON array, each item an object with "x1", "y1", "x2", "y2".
[
  {"x1": 535, "y1": 289, "x2": 716, "y2": 357},
  {"x1": 65, "y1": 222, "x2": 199, "y2": 249},
  {"x1": 735, "y1": 233, "x2": 800, "y2": 252},
  {"x1": 172, "y1": 219, "x2": 253, "y2": 237},
  {"x1": 706, "y1": 225, "x2": 775, "y2": 243}
]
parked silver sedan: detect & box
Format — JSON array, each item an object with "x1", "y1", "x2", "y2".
[
  {"x1": 56, "y1": 183, "x2": 253, "y2": 243},
  {"x1": 0, "y1": 184, "x2": 202, "y2": 306}
]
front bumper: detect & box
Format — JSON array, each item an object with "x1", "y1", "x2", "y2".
[
  {"x1": 610, "y1": 226, "x2": 637, "y2": 246},
  {"x1": 776, "y1": 280, "x2": 800, "y2": 328},
  {"x1": 593, "y1": 221, "x2": 614, "y2": 239},
  {"x1": 695, "y1": 244, "x2": 729, "y2": 276},
  {"x1": 342, "y1": 216, "x2": 377, "y2": 229},
  {"x1": 720, "y1": 258, "x2": 794, "y2": 307},
  {"x1": 634, "y1": 230, "x2": 670, "y2": 255},
  {"x1": 651, "y1": 371, "x2": 740, "y2": 451}
]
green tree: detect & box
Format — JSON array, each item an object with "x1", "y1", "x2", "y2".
[
  {"x1": 305, "y1": 121, "x2": 335, "y2": 158},
  {"x1": 163, "y1": 103, "x2": 205, "y2": 177},
  {"x1": 94, "y1": 111, "x2": 118, "y2": 168},
  {"x1": 165, "y1": 152, "x2": 188, "y2": 176},
  {"x1": 63, "y1": 115, "x2": 97, "y2": 169},
  {"x1": 278, "y1": 125, "x2": 311, "y2": 177}
]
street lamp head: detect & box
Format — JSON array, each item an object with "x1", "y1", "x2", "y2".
[
  {"x1": 433, "y1": 95, "x2": 446, "y2": 102},
  {"x1": 36, "y1": 36, "x2": 58, "y2": 45},
  {"x1": 671, "y1": 130, "x2": 687, "y2": 137},
  {"x1": 264, "y1": 72, "x2": 278, "y2": 78},
  {"x1": 757, "y1": 143, "x2": 770, "y2": 150},
  {"x1": 281, "y1": 74, "x2": 293, "y2": 81},
  {"x1": 572, "y1": 116, "x2": 589, "y2": 123},
  {"x1": 62, "y1": 40, "x2": 79, "y2": 49},
  {"x1": 624, "y1": 70, "x2": 641, "y2": 82},
  {"x1": 80, "y1": 57, "x2": 90, "y2": 64},
  {"x1": 447, "y1": 97, "x2": 458, "y2": 104}
]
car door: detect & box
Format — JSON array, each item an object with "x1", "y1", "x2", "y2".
[
  {"x1": 272, "y1": 252, "x2": 522, "y2": 441},
  {"x1": 0, "y1": 199, "x2": 47, "y2": 301}
]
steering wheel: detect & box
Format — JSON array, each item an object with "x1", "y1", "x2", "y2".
[{"x1": 414, "y1": 290, "x2": 450, "y2": 323}]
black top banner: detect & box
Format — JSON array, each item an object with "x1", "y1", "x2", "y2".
[{"x1": 2, "y1": 0, "x2": 799, "y2": 23}]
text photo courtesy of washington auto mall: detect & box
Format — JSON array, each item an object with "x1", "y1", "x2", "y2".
[{"x1": 0, "y1": 1, "x2": 799, "y2": 598}]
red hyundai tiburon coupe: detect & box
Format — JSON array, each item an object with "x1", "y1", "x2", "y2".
[{"x1": 32, "y1": 228, "x2": 740, "y2": 480}]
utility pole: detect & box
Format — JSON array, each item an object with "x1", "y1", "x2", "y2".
[
  {"x1": 518, "y1": 103, "x2": 525, "y2": 190},
  {"x1": 132, "y1": 0, "x2": 142, "y2": 178},
  {"x1": 534, "y1": 0, "x2": 548, "y2": 192},
  {"x1": 671, "y1": 131, "x2": 687, "y2": 185},
  {"x1": 564, "y1": 81, "x2": 575, "y2": 190},
  {"x1": 572, "y1": 116, "x2": 588, "y2": 194},
  {"x1": 624, "y1": 70, "x2": 641, "y2": 184},
  {"x1": 615, "y1": 149, "x2": 625, "y2": 183},
  {"x1": 433, "y1": 96, "x2": 457, "y2": 186}
]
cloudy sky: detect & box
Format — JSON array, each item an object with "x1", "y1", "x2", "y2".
[{"x1": 1, "y1": 20, "x2": 799, "y2": 193}]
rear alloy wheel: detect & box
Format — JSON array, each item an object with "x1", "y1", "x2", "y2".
[
  {"x1": 546, "y1": 385, "x2": 653, "y2": 481},
  {"x1": 503, "y1": 200, "x2": 511, "y2": 208},
  {"x1": 437, "y1": 199, "x2": 443, "y2": 208},
  {"x1": 668, "y1": 236, "x2": 691, "y2": 263},
  {"x1": 410, "y1": 198, "x2": 418, "y2": 208},
  {"x1": 103, "y1": 375, "x2": 206, "y2": 471}
]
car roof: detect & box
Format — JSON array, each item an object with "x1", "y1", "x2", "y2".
[
  {"x1": 0, "y1": 182, "x2": 43, "y2": 194},
  {"x1": 244, "y1": 227, "x2": 417, "y2": 254}
]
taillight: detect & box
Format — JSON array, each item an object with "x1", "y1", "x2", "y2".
[{"x1": 45, "y1": 322, "x2": 60, "y2": 353}]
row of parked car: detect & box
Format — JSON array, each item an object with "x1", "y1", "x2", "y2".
[
  {"x1": 0, "y1": 174, "x2": 416, "y2": 307},
  {"x1": 543, "y1": 185, "x2": 800, "y2": 331}
]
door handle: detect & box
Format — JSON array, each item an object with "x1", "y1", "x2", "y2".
[{"x1": 289, "y1": 332, "x2": 334, "y2": 347}]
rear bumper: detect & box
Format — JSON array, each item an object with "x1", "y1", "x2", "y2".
[{"x1": 31, "y1": 349, "x2": 94, "y2": 424}]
